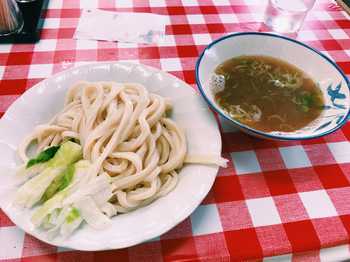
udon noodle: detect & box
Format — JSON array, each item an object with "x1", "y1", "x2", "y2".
[{"x1": 18, "y1": 81, "x2": 226, "y2": 214}]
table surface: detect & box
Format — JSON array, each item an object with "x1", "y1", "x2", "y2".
[{"x1": 1, "y1": 0, "x2": 350, "y2": 261}]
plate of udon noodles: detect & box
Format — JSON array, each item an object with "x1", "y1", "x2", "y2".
[{"x1": 0, "y1": 62, "x2": 226, "y2": 251}]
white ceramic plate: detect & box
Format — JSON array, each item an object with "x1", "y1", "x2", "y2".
[{"x1": 0, "y1": 62, "x2": 221, "y2": 251}]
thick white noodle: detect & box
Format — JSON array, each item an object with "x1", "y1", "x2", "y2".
[{"x1": 18, "y1": 81, "x2": 226, "y2": 216}]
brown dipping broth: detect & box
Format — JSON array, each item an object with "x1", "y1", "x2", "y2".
[{"x1": 214, "y1": 55, "x2": 324, "y2": 132}]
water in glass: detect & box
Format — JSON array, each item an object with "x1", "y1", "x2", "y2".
[{"x1": 264, "y1": 0, "x2": 316, "y2": 34}]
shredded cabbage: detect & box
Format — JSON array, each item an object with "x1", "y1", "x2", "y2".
[
  {"x1": 74, "y1": 196, "x2": 111, "y2": 230},
  {"x1": 29, "y1": 158, "x2": 114, "y2": 238},
  {"x1": 14, "y1": 141, "x2": 82, "y2": 208}
]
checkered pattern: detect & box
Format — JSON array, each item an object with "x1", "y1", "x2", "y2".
[{"x1": 1, "y1": 0, "x2": 350, "y2": 260}]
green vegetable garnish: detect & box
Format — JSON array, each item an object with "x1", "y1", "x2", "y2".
[
  {"x1": 16, "y1": 141, "x2": 82, "y2": 209},
  {"x1": 39, "y1": 164, "x2": 75, "y2": 203},
  {"x1": 295, "y1": 92, "x2": 316, "y2": 112},
  {"x1": 58, "y1": 164, "x2": 75, "y2": 191},
  {"x1": 26, "y1": 146, "x2": 60, "y2": 169},
  {"x1": 65, "y1": 208, "x2": 80, "y2": 224}
]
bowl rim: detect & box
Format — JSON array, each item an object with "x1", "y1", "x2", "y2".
[{"x1": 195, "y1": 31, "x2": 350, "y2": 140}]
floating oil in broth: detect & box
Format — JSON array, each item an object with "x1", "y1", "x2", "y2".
[{"x1": 213, "y1": 55, "x2": 324, "y2": 132}]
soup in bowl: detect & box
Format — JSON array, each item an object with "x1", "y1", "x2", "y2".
[{"x1": 196, "y1": 32, "x2": 350, "y2": 140}]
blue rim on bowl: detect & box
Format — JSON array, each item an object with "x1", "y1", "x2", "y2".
[{"x1": 195, "y1": 32, "x2": 350, "y2": 141}]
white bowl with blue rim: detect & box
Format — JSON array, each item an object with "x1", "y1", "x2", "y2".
[{"x1": 196, "y1": 32, "x2": 350, "y2": 140}]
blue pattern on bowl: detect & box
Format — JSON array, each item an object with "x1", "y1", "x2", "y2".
[
  {"x1": 314, "y1": 82, "x2": 348, "y2": 133},
  {"x1": 328, "y1": 82, "x2": 346, "y2": 109}
]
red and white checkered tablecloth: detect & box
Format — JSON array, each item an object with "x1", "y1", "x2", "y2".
[{"x1": 1, "y1": 0, "x2": 350, "y2": 261}]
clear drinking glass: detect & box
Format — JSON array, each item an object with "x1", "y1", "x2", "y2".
[
  {"x1": 0, "y1": 0, "x2": 24, "y2": 36},
  {"x1": 264, "y1": 0, "x2": 316, "y2": 34}
]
